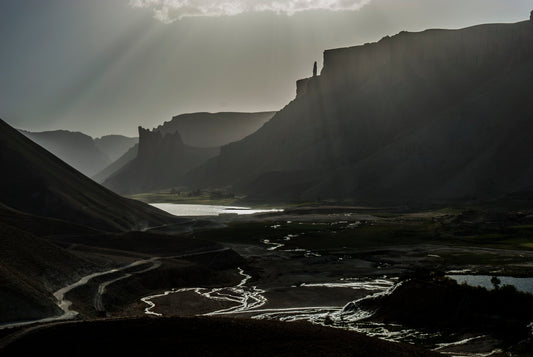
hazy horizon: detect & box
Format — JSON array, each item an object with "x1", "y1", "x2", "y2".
[{"x1": 1, "y1": 0, "x2": 532, "y2": 137}]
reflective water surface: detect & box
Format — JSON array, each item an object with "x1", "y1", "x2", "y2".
[{"x1": 150, "y1": 203, "x2": 283, "y2": 216}]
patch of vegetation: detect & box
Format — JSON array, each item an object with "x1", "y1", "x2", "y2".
[
  {"x1": 128, "y1": 189, "x2": 242, "y2": 206},
  {"x1": 358, "y1": 271, "x2": 533, "y2": 347}
]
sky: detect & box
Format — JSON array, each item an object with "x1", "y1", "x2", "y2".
[{"x1": 1, "y1": 0, "x2": 532, "y2": 137}]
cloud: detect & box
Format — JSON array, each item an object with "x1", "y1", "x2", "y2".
[{"x1": 129, "y1": 0, "x2": 372, "y2": 23}]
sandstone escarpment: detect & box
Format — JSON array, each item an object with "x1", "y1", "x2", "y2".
[
  {"x1": 188, "y1": 15, "x2": 533, "y2": 205},
  {"x1": 103, "y1": 127, "x2": 218, "y2": 194}
]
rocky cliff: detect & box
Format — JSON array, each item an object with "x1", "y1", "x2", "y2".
[
  {"x1": 103, "y1": 127, "x2": 218, "y2": 194},
  {"x1": 186, "y1": 16, "x2": 533, "y2": 205}
]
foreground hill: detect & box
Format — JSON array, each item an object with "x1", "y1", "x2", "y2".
[
  {"x1": 1, "y1": 316, "x2": 441, "y2": 356},
  {"x1": 0, "y1": 119, "x2": 181, "y2": 231},
  {"x1": 187, "y1": 18, "x2": 533, "y2": 205},
  {"x1": 0, "y1": 217, "x2": 96, "y2": 323}
]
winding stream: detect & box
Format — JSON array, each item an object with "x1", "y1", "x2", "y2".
[
  {"x1": 140, "y1": 271, "x2": 396, "y2": 320},
  {"x1": 141, "y1": 268, "x2": 267, "y2": 316}
]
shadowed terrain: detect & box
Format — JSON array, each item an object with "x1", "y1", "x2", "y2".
[
  {"x1": 186, "y1": 20, "x2": 533, "y2": 206},
  {"x1": 2, "y1": 317, "x2": 440, "y2": 356},
  {"x1": 1, "y1": 119, "x2": 181, "y2": 231}
]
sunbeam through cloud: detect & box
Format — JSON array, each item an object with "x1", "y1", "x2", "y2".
[{"x1": 129, "y1": 0, "x2": 372, "y2": 22}]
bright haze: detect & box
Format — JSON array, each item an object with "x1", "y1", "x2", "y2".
[{"x1": 1, "y1": 0, "x2": 531, "y2": 137}]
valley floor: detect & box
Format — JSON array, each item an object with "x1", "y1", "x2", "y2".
[{"x1": 2, "y1": 206, "x2": 533, "y2": 356}]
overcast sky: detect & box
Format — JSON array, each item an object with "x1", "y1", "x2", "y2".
[{"x1": 1, "y1": 0, "x2": 532, "y2": 137}]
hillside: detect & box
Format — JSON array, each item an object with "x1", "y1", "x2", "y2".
[
  {"x1": 0, "y1": 220, "x2": 96, "y2": 323},
  {"x1": 0, "y1": 119, "x2": 181, "y2": 231},
  {"x1": 187, "y1": 18, "x2": 533, "y2": 205},
  {"x1": 20, "y1": 130, "x2": 111, "y2": 177}
]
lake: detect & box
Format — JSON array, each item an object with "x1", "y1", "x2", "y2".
[
  {"x1": 447, "y1": 275, "x2": 533, "y2": 294},
  {"x1": 150, "y1": 203, "x2": 283, "y2": 217}
]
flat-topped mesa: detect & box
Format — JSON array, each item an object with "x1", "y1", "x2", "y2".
[{"x1": 318, "y1": 19, "x2": 533, "y2": 93}]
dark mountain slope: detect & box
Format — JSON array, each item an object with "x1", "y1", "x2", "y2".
[
  {"x1": 0, "y1": 220, "x2": 96, "y2": 323},
  {"x1": 187, "y1": 19, "x2": 533, "y2": 205},
  {"x1": 20, "y1": 130, "x2": 111, "y2": 177},
  {"x1": 0, "y1": 119, "x2": 181, "y2": 231},
  {"x1": 310, "y1": 60, "x2": 533, "y2": 204}
]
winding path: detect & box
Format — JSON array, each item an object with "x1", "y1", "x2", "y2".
[{"x1": 0, "y1": 247, "x2": 231, "y2": 330}]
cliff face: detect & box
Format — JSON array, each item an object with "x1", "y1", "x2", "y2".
[
  {"x1": 137, "y1": 126, "x2": 185, "y2": 161},
  {"x1": 320, "y1": 22, "x2": 533, "y2": 93},
  {"x1": 103, "y1": 127, "x2": 218, "y2": 194},
  {"x1": 187, "y1": 18, "x2": 533, "y2": 205}
]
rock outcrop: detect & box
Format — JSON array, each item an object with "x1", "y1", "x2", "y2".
[{"x1": 103, "y1": 127, "x2": 218, "y2": 194}]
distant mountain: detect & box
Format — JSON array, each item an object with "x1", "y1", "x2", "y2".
[
  {"x1": 99, "y1": 111, "x2": 275, "y2": 193},
  {"x1": 102, "y1": 127, "x2": 218, "y2": 195},
  {"x1": 157, "y1": 112, "x2": 275, "y2": 148},
  {"x1": 20, "y1": 130, "x2": 111, "y2": 177},
  {"x1": 1, "y1": 119, "x2": 181, "y2": 231},
  {"x1": 92, "y1": 144, "x2": 138, "y2": 183},
  {"x1": 94, "y1": 135, "x2": 138, "y2": 162},
  {"x1": 187, "y1": 18, "x2": 533, "y2": 205}
]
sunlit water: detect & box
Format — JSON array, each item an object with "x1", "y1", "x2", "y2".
[{"x1": 150, "y1": 203, "x2": 283, "y2": 216}]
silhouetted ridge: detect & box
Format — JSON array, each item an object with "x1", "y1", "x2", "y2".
[
  {"x1": 0, "y1": 119, "x2": 181, "y2": 231},
  {"x1": 19, "y1": 129, "x2": 111, "y2": 177},
  {"x1": 98, "y1": 112, "x2": 275, "y2": 192},
  {"x1": 186, "y1": 17, "x2": 533, "y2": 205}
]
